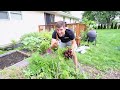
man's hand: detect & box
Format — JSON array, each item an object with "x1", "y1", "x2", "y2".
[{"x1": 50, "y1": 39, "x2": 58, "y2": 49}]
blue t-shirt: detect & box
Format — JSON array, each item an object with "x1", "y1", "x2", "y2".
[
  {"x1": 52, "y1": 29, "x2": 75, "y2": 43},
  {"x1": 87, "y1": 30, "x2": 97, "y2": 37}
]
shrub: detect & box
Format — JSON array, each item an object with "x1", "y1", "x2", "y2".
[
  {"x1": 20, "y1": 31, "x2": 52, "y2": 54},
  {"x1": 24, "y1": 49, "x2": 85, "y2": 79}
]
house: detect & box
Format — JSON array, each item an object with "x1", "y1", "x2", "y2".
[{"x1": 0, "y1": 11, "x2": 81, "y2": 46}]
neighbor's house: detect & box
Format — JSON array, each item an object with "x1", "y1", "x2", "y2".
[{"x1": 0, "y1": 11, "x2": 81, "y2": 46}]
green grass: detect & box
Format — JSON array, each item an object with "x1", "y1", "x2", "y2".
[{"x1": 78, "y1": 29, "x2": 120, "y2": 72}]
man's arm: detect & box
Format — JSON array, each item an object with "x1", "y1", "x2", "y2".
[
  {"x1": 71, "y1": 39, "x2": 78, "y2": 69},
  {"x1": 50, "y1": 31, "x2": 58, "y2": 49},
  {"x1": 71, "y1": 39, "x2": 77, "y2": 50}
]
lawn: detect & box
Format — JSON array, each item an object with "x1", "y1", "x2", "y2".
[{"x1": 78, "y1": 29, "x2": 120, "y2": 72}]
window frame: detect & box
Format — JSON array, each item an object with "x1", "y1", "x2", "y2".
[
  {"x1": 10, "y1": 11, "x2": 22, "y2": 20},
  {"x1": 0, "y1": 11, "x2": 22, "y2": 20}
]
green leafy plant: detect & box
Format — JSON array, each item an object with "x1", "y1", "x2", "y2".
[
  {"x1": 82, "y1": 17, "x2": 97, "y2": 29},
  {"x1": 19, "y1": 31, "x2": 52, "y2": 54},
  {"x1": 24, "y1": 48, "x2": 85, "y2": 79}
]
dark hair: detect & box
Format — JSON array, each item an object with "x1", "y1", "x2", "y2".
[{"x1": 55, "y1": 21, "x2": 65, "y2": 28}]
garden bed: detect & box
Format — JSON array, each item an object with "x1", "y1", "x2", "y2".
[{"x1": 0, "y1": 50, "x2": 30, "y2": 69}]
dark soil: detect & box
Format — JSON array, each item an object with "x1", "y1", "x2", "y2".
[{"x1": 0, "y1": 51, "x2": 29, "y2": 69}]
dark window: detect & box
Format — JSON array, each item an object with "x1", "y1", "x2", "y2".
[{"x1": 44, "y1": 13, "x2": 55, "y2": 25}]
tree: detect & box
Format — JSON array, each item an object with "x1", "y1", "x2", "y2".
[
  {"x1": 114, "y1": 23, "x2": 117, "y2": 29},
  {"x1": 82, "y1": 17, "x2": 97, "y2": 29},
  {"x1": 103, "y1": 24, "x2": 106, "y2": 29},
  {"x1": 82, "y1": 11, "x2": 120, "y2": 29}
]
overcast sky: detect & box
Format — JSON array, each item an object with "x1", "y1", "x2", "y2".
[{"x1": 70, "y1": 11, "x2": 84, "y2": 19}]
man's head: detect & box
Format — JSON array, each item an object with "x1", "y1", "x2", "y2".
[{"x1": 55, "y1": 21, "x2": 66, "y2": 37}]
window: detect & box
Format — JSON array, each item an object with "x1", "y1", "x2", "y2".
[
  {"x1": 0, "y1": 11, "x2": 22, "y2": 20},
  {"x1": 44, "y1": 13, "x2": 55, "y2": 25},
  {"x1": 50, "y1": 14, "x2": 55, "y2": 23},
  {"x1": 10, "y1": 11, "x2": 22, "y2": 20},
  {"x1": 0, "y1": 11, "x2": 9, "y2": 19}
]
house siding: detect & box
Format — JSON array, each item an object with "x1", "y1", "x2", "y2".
[{"x1": 54, "y1": 15, "x2": 63, "y2": 22}]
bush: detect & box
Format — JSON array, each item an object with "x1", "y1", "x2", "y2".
[
  {"x1": 80, "y1": 29, "x2": 89, "y2": 41},
  {"x1": 24, "y1": 49, "x2": 85, "y2": 79},
  {"x1": 82, "y1": 17, "x2": 97, "y2": 29},
  {"x1": 20, "y1": 31, "x2": 52, "y2": 54}
]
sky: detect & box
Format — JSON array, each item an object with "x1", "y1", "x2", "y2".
[{"x1": 70, "y1": 11, "x2": 84, "y2": 19}]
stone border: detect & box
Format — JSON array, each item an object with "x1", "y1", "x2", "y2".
[{"x1": 0, "y1": 50, "x2": 30, "y2": 57}]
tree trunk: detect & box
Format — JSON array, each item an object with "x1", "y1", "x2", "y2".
[
  {"x1": 107, "y1": 23, "x2": 111, "y2": 29},
  {"x1": 106, "y1": 18, "x2": 111, "y2": 29}
]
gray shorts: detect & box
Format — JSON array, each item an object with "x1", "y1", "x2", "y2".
[{"x1": 58, "y1": 40, "x2": 77, "y2": 51}]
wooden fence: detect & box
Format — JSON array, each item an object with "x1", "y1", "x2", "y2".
[{"x1": 38, "y1": 23, "x2": 87, "y2": 46}]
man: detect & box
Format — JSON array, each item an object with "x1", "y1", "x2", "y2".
[
  {"x1": 49, "y1": 21, "x2": 78, "y2": 69},
  {"x1": 87, "y1": 29, "x2": 97, "y2": 45}
]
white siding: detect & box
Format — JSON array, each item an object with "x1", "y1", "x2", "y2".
[
  {"x1": 65, "y1": 17, "x2": 71, "y2": 24},
  {"x1": 55, "y1": 15, "x2": 74, "y2": 24},
  {"x1": 55, "y1": 15, "x2": 63, "y2": 22},
  {"x1": 71, "y1": 19, "x2": 74, "y2": 23},
  {"x1": 0, "y1": 11, "x2": 45, "y2": 46}
]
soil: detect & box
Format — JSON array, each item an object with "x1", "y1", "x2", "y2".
[{"x1": 0, "y1": 51, "x2": 29, "y2": 69}]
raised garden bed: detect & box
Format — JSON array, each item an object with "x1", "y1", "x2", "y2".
[{"x1": 0, "y1": 50, "x2": 30, "y2": 70}]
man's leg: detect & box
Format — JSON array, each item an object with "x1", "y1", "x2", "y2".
[
  {"x1": 94, "y1": 38, "x2": 96, "y2": 46},
  {"x1": 89, "y1": 37, "x2": 96, "y2": 45},
  {"x1": 66, "y1": 41, "x2": 77, "y2": 50},
  {"x1": 87, "y1": 39, "x2": 90, "y2": 46},
  {"x1": 58, "y1": 40, "x2": 66, "y2": 48},
  {"x1": 86, "y1": 35, "x2": 89, "y2": 46}
]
